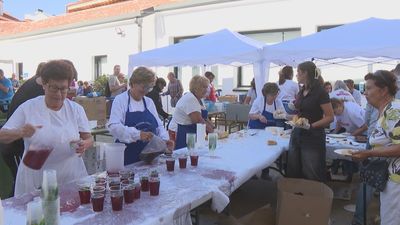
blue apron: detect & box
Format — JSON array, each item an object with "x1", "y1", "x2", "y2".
[
  {"x1": 175, "y1": 107, "x2": 208, "y2": 150},
  {"x1": 119, "y1": 93, "x2": 158, "y2": 165},
  {"x1": 248, "y1": 97, "x2": 285, "y2": 129}
]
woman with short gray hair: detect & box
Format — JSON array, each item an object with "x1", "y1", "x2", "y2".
[
  {"x1": 173, "y1": 75, "x2": 214, "y2": 149},
  {"x1": 329, "y1": 80, "x2": 356, "y2": 103},
  {"x1": 108, "y1": 67, "x2": 174, "y2": 164}
]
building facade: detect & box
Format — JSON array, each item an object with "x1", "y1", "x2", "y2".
[{"x1": 0, "y1": 0, "x2": 399, "y2": 94}]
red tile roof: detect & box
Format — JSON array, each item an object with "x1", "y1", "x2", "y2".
[
  {"x1": 0, "y1": 0, "x2": 180, "y2": 37},
  {"x1": 0, "y1": 12, "x2": 20, "y2": 22}
]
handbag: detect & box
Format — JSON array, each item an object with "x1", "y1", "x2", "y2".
[{"x1": 359, "y1": 158, "x2": 389, "y2": 192}]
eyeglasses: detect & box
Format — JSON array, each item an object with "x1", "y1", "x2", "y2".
[{"x1": 46, "y1": 84, "x2": 69, "y2": 94}]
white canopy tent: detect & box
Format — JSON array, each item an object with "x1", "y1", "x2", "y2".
[
  {"x1": 263, "y1": 17, "x2": 400, "y2": 67},
  {"x1": 128, "y1": 29, "x2": 266, "y2": 96}
]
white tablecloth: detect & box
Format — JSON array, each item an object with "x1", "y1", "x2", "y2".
[{"x1": 3, "y1": 130, "x2": 287, "y2": 225}]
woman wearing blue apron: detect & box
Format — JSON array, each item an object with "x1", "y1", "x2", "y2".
[
  {"x1": 108, "y1": 67, "x2": 174, "y2": 165},
  {"x1": 248, "y1": 82, "x2": 286, "y2": 129},
  {"x1": 173, "y1": 75, "x2": 214, "y2": 149}
]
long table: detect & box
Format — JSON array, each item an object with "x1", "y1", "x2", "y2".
[{"x1": 3, "y1": 130, "x2": 288, "y2": 225}]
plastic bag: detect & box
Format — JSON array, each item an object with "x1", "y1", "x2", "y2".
[{"x1": 140, "y1": 135, "x2": 167, "y2": 164}]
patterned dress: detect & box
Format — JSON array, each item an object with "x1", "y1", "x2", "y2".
[{"x1": 368, "y1": 99, "x2": 400, "y2": 225}]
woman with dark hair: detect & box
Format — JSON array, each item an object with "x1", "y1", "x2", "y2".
[
  {"x1": 146, "y1": 77, "x2": 170, "y2": 120},
  {"x1": 352, "y1": 70, "x2": 400, "y2": 225},
  {"x1": 248, "y1": 82, "x2": 285, "y2": 129},
  {"x1": 244, "y1": 78, "x2": 256, "y2": 105},
  {"x1": 0, "y1": 60, "x2": 93, "y2": 195},
  {"x1": 323, "y1": 81, "x2": 332, "y2": 93},
  {"x1": 287, "y1": 61, "x2": 334, "y2": 182},
  {"x1": 277, "y1": 66, "x2": 299, "y2": 114}
]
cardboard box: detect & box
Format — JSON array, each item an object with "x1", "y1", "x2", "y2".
[
  {"x1": 276, "y1": 178, "x2": 333, "y2": 225},
  {"x1": 217, "y1": 204, "x2": 275, "y2": 225},
  {"x1": 219, "y1": 95, "x2": 238, "y2": 103},
  {"x1": 74, "y1": 97, "x2": 107, "y2": 125}
]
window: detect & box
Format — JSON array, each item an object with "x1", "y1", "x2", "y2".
[
  {"x1": 237, "y1": 29, "x2": 301, "y2": 88},
  {"x1": 94, "y1": 55, "x2": 107, "y2": 79}
]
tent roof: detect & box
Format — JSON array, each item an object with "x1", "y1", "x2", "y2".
[
  {"x1": 264, "y1": 17, "x2": 400, "y2": 66},
  {"x1": 128, "y1": 29, "x2": 264, "y2": 71}
]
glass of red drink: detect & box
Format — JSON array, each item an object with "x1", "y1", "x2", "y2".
[
  {"x1": 140, "y1": 176, "x2": 149, "y2": 192},
  {"x1": 91, "y1": 186, "x2": 105, "y2": 212},
  {"x1": 178, "y1": 155, "x2": 187, "y2": 169},
  {"x1": 149, "y1": 177, "x2": 160, "y2": 196},
  {"x1": 121, "y1": 181, "x2": 135, "y2": 204},
  {"x1": 119, "y1": 170, "x2": 132, "y2": 183},
  {"x1": 77, "y1": 182, "x2": 91, "y2": 205},
  {"x1": 134, "y1": 183, "x2": 141, "y2": 199},
  {"x1": 190, "y1": 154, "x2": 199, "y2": 167},
  {"x1": 110, "y1": 186, "x2": 123, "y2": 211},
  {"x1": 108, "y1": 173, "x2": 121, "y2": 188},
  {"x1": 166, "y1": 157, "x2": 175, "y2": 172},
  {"x1": 95, "y1": 177, "x2": 106, "y2": 188}
]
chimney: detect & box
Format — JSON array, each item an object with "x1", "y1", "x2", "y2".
[{"x1": 0, "y1": 0, "x2": 3, "y2": 16}]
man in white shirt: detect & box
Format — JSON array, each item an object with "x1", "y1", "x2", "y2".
[
  {"x1": 108, "y1": 65, "x2": 127, "y2": 97},
  {"x1": 344, "y1": 79, "x2": 362, "y2": 105}
]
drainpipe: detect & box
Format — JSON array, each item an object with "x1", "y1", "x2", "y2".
[{"x1": 136, "y1": 17, "x2": 143, "y2": 52}]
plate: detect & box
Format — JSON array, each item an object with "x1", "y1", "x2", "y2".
[
  {"x1": 334, "y1": 149, "x2": 359, "y2": 156},
  {"x1": 327, "y1": 133, "x2": 347, "y2": 139}
]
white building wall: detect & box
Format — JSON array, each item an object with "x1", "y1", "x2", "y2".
[
  {"x1": 0, "y1": 19, "x2": 139, "y2": 81},
  {"x1": 0, "y1": 0, "x2": 399, "y2": 89}
]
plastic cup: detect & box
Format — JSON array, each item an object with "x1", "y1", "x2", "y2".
[
  {"x1": 140, "y1": 176, "x2": 149, "y2": 192},
  {"x1": 95, "y1": 177, "x2": 106, "y2": 188},
  {"x1": 110, "y1": 186, "x2": 123, "y2": 211},
  {"x1": 134, "y1": 183, "x2": 141, "y2": 199},
  {"x1": 178, "y1": 155, "x2": 187, "y2": 169},
  {"x1": 208, "y1": 133, "x2": 218, "y2": 153},
  {"x1": 149, "y1": 177, "x2": 160, "y2": 196},
  {"x1": 119, "y1": 170, "x2": 132, "y2": 183},
  {"x1": 108, "y1": 173, "x2": 121, "y2": 188},
  {"x1": 186, "y1": 133, "x2": 196, "y2": 150},
  {"x1": 27, "y1": 200, "x2": 44, "y2": 225},
  {"x1": 190, "y1": 154, "x2": 199, "y2": 167},
  {"x1": 122, "y1": 181, "x2": 135, "y2": 204},
  {"x1": 77, "y1": 182, "x2": 91, "y2": 205},
  {"x1": 166, "y1": 157, "x2": 175, "y2": 172},
  {"x1": 91, "y1": 186, "x2": 105, "y2": 212}
]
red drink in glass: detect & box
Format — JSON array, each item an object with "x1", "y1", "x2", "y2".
[
  {"x1": 190, "y1": 155, "x2": 199, "y2": 166},
  {"x1": 111, "y1": 195, "x2": 123, "y2": 211},
  {"x1": 91, "y1": 193, "x2": 105, "y2": 212},
  {"x1": 166, "y1": 158, "x2": 175, "y2": 172},
  {"x1": 78, "y1": 187, "x2": 91, "y2": 204},
  {"x1": 134, "y1": 184, "x2": 141, "y2": 199},
  {"x1": 149, "y1": 178, "x2": 160, "y2": 196},
  {"x1": 179, "y1": 157, "x2": 187, "y2": 169},
  {"x1": 140, "y1": 177, "x2": 149, "y2": 192},
  {"x1": 23, "y1": 149, "x2": 52, "y2": 170},
  {"x1": 123, "y1": 185, "x2": 135, "y2": 204}
]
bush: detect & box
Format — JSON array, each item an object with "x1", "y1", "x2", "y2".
[{"x1": 93, "y1": 74, "x2": 108, "y2": 96}]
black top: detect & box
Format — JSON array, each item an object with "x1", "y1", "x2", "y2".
[
  {"x1": 146, "y1": 86, "x2": 169, "y2": 119},
  {"x1": 296, "y1": 85, "x2": 330, "y2": 124},
  {"x1": 7, "y1": 76, "x2": 44, "y2": 119}
]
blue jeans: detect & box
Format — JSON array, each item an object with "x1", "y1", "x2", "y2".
[
  {"x1": 353, "y1": 183, "x2": 374, "y2": 225},
  {"x1": 353, "y1": 140, "x2": 373, "y2": 225}
]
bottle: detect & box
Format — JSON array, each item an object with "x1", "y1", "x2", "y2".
[{"x1": 0, "y1": 198, "x2": 4, "y2": 225}]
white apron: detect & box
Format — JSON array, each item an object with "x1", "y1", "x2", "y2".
[{"x1": 15, "y1": 103, "x2": 88, "y2": 196}]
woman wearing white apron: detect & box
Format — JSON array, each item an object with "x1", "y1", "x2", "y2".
[
  {"x1": 352, "y1": 71, "x2": 400, "y2": 225},
  {"x1": 0, "y1": 60, "x2": 93, "y2": 196}
]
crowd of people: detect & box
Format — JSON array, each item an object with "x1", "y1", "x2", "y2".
[{"x1": 1, "y1": 60, "x2": 400, "y2": 225}]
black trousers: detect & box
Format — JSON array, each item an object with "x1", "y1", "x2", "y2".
[
  {"x1": 287, "y1": 127, "x2": 327, "y2": 182},
  {"x1": 0, "y1": 139, "x2": 24, "y2": 197}
]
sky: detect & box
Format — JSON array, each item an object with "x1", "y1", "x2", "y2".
[{"x1": 3, "y1": 0, "x2": 74, "y2": 20}]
